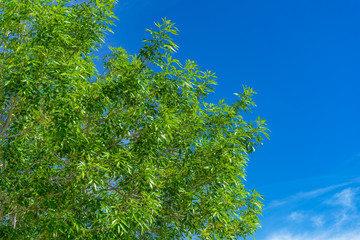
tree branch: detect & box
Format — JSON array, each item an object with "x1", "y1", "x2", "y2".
[{"x1": 0, "y1": 97, "x2": 17, "y2": 137}]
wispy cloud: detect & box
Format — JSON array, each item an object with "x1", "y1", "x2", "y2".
[
  {"x1": 266, "y1": 229, "x2": 360, "y2": 240},
  {"x1": 287, "y1": 211, "x2": 305, "y2": 222},
  {"x1": 266, "y1": 178, "x2": 360, "y2": 209},
  {"x1": 286, "y1": 211, "x2": 324, "y2": 228},
  {"x1": 327, "y1": 187, "x2": 359, "y2": 209},
  {"x1": 310, "y1": 215, "x2": 324, "y2": 227},
  {"x1": 266, "y1": 181, "x2": 350, "y2": 209},
  {"x1": 261, "y1": 179, "x2": 360, "y2": 240}
]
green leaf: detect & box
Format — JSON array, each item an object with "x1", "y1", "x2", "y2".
[{"x1": 0, "y1": 2, "x2": 268, "y2": 239}]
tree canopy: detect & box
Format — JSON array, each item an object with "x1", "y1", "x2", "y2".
[{"x1": 0, "y1": 0, "x2": 268, "y2": 239}]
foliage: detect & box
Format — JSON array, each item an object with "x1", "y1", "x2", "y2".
[{"x1": 0, "y1": 0, "x2": 268, "y2": 239}]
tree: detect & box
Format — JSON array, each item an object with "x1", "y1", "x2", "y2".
[{"x1": 0, "y1": 0, "x2": 269, "y2": 239}]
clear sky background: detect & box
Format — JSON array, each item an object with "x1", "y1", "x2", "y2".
[{"x1": 96, "y1": 0, "x2": 360, "y2": 239}]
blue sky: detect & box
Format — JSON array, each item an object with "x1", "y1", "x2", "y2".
[
  {"x1": 98, "y1": 0, "x2": 360, "y2": 239},
  {"x1": 2, "y1": 1, "x2": 359, "y2": 238}
]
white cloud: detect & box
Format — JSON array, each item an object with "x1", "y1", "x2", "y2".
[
  {"x1": 266, "y1": 182, "x2": 351, "y2": 210},
  {"x1": 310, "y1": 215, "x2": 324, "y2": 227},
  {"x1": 262, "y1": 180, "x2": 360, "y2": 240},
  {"x1": 266, "y1": 229, "x2": 360, "y2": 240},
  {"x1": 322, "y1": 187, "x2": 360, "y2": 227},
  {"x1": 267, "y1": 199, "x2": 287, "y2": 208},
  {"x1": 327, "y1": 188, "x2": 358, "y2": 209},
  {"x1": 311, "y1": 216, "x2": 324, "y2": 227},
  {"x1": 287, "y1": 212, "x2": 324, "y2": 228},
  {"x1": 288, "y1": 212, "x2": 305, "y2": 222},
  {"x1": 266, "y1": 231, "x2": 302, "y2": 240}
]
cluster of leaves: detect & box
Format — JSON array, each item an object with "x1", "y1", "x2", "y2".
[{"x1": 0, "y1": 0, "x2": 268, "y2": 239}]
